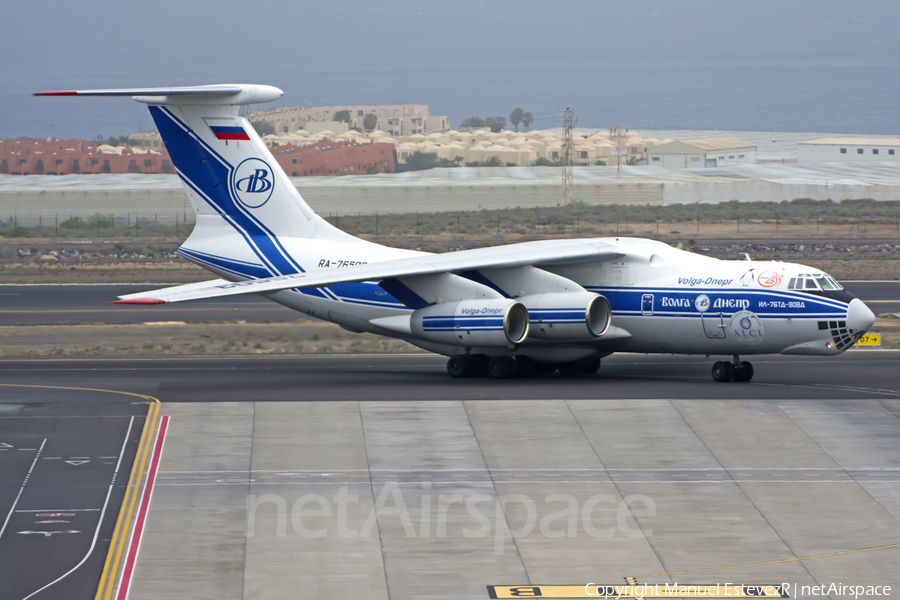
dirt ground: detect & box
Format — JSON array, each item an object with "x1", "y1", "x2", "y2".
[
  {"x1": 0, "y1": 260, "x2": 206, "y2": 284},
  {"x1": 0, "y1": 320, "x2": 421, "y2": 357}
]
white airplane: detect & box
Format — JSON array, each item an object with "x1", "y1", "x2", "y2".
[{"x1": 38, "y1": 84, "x2": 876, "y2": 381}]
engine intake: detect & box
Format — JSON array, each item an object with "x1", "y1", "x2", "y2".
[
  {"x1": 519, "y1": 292, "x2": 611, "y2": 340},
  {"x1": 410, "y1": 299, "x2": 529, "y2": 347}
]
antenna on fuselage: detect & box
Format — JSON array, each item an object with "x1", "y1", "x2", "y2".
[{"x1": 742, "y1": 253, "x2": 752, "y2": 261}]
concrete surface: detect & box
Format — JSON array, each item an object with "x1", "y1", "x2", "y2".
[{"x1": 125, "y1": 395, "x2": 900, "y2": 599}]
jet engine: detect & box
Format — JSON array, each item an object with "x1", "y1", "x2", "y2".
[
  {"x1": 410, "y1": 299, "x2": 529, "y2": 346},
  {"x1": 519, "y1": 292, "x2": 611, "y2": 340}
]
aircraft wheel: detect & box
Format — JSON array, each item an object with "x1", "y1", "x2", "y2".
[
  {"x1": 487, "y1": 356, "x2": 516, "y2": 379},
  {"x1": 514, "y1": 356, "x2": 535, "y2": 378},
  {"x1": 582, "y1": 358, "x2": 601, "y2": 374},
  {"x1": 711, "y1": 361, "x2": 734, "y2": 382},
  {"x1": 447, "y1": 355, "x2": 471, "y2": 378},
  {"x1": 740, "y1": 361, "x2": 754, "y2": 382},
  {"x1": 470, "y1": 354, "x2": 490, "y2": 378},
  {"x1": 558, "y1": 361, "x2": 585, "y2": 377},
  {"x1": 533, "y1": 363, "x2": 558, "y2": 374}
]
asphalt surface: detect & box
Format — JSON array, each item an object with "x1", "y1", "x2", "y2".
[
  {"x1": 1, "y1": 352, "x2": 898, "y2": 402},
  {"x1": 0, "y1": 284, "x2": 295, "y2": 325},
  {"x1": 1, "y1": 281, "x2": 897, "y2": 326},
  {"x1": 0, "y1": 389, "x2": 148, "y2": 600}
]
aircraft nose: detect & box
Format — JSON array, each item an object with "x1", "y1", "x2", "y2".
[{"x1": 847, "y1": 298, "x2": 876, "y2": 332}]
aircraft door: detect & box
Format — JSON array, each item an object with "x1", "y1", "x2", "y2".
[
  {"x1": 702, "y1": 312, "x2": 727, "y2": 339},
  {"x1": 695, "y1": 294, "x2": 726, "y2": 339}
]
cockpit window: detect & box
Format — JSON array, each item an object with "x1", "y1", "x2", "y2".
[
  {"x1": 816, "y1": 276, "x2": 837, "y2": 290},
  {"x1": 789, "y1": 273, "x2": 843, "y2": 292}
]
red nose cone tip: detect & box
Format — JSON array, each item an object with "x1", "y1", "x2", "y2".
[
  {"x1": 110, "y1": 298, "x2": 167, "y2": 305},
  {"x1": 34, "y1": 91, "x2": 78, "y2": 96}
]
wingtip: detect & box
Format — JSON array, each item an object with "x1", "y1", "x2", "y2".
[{"x1": 110, "y1": 298, "x2": 167, "y2": 305}]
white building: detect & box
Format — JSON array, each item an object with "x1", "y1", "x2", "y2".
[
  {"x1": 798, "y1": 138, "x2": 900, "y2": 163},
  {"x1": 647, "y1": 136, "x2": 756, "y2": 168}
]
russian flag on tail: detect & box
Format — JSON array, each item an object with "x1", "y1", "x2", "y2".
[{"x1": 209, "y1": 125, "x2": 251, "y2": 141}]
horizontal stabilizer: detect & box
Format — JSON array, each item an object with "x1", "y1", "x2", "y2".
[
  {"x1": 35, "y1": 86, "x2": 243, "y2": 97},
  {"x1": 35, "y1": 84, "x2": 283, "y2": 105},
  {"x1": 115, "y1": 240, "x2": 625, "y2": 305}
]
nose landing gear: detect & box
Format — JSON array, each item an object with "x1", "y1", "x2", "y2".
[{"x1": 712, "y1": 356, "x2": 754, "y2": 382}]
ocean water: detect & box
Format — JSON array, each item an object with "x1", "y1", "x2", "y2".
[{"x1": 2, "y1": 1, "x2": 898, "y2": 139}]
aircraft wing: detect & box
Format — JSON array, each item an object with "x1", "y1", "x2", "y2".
[{"x1": 114, "y1": 239, "x2": 625, "y2": 304}]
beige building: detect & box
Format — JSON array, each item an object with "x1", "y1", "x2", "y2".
[
  {"x1": 378, "y1": 128, "x2": 661, "y2": 167},
  {"x1": 127, "y1": 130, "x2": 165, "y2": 150},
  {"x1": 648, "y1": 136, "x2": 756, "y2": 168},
  {"x1": 249, "y1": 104, "x2": 449, "y2": 137},
  {"x1": 798, "y1": 138, "x2": 900, "y2": 163}
]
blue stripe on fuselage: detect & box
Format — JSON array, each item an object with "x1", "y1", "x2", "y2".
[{"x1": 587, "y1": 286, "x2": 847, "y2": 318}]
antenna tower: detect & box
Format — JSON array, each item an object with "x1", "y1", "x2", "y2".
[
  {"x1": 609, "y1": 123, "x2": 628, "y2": 178},
  {"x1": 560, "y1": 108, "x2": 577, "y2": 204}
]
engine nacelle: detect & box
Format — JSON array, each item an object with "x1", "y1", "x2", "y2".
[
  {"x1": 410, "y1": 299, "x2": 530, "y2": 347},
  {"x1": 520, "y1": 292, "x2": 611, "y2": 340}
]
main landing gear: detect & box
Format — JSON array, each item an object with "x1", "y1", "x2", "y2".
[
  {"x1": 447, "y1": 354, "x2": 600, "y2": 380},
  {"x1": 711, "y1": 355, "x2": 754, "y2": 383}
]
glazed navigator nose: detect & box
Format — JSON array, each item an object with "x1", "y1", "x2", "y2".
[{"x1": 846, "y1": 298, "x2": 876, "y2": 333}]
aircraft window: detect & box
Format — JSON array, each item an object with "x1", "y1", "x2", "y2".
[
  {"x1": 804, "y1": 278, "x2": 819, "y2": 290},
  {"x1": 788, "y1": 278, "x2": 797, "y2": 290},
  {"x1": 826, "y1": 276, "x2": 842, "y2": 290},
  {"x1": 816, "y1": 276, "x2": 836, "y2": 290}
]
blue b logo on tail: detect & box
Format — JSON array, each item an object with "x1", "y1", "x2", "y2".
[{"x1": 231, "y1": 158, "x2": 275, "y2": 208}]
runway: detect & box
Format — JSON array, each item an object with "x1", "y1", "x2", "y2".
[
  {"x1": 1, "y1": 281, "x2": 898, "y2": 326},
  {"x1": 0, "y1": 284, "x2": 295, "y2": 325},
  {"x1": 2, "y1": 354, "x2": 899, "y2": 599}
]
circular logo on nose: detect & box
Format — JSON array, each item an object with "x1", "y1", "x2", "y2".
[{"x1": 231, "y1": 158, "x2": 274, "y2": 209}]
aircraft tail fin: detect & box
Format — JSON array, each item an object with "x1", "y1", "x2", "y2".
[{"x1": 36, "y1": 84, "x2": 357, "y2": 246}]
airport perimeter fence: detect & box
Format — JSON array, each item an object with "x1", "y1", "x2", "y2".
[{"x1": 4, "y1": 199, "x2": 900, "y2": 241}]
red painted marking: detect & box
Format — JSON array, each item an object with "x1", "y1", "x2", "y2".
[
  {"x1": 213, "y1": 132, "x2": 251, "y2": 141},
  {"x1": 115, "y1": 416, "x2": 169, "y2": 600},
  {"x1": 110, "y1": 298, "x2": 167, "y2": 305},
  {"x1": 34, "y1": 91, "x2": 78, "y2": 96}
]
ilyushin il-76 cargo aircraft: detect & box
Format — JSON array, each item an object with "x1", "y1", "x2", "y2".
[{"x1": 38, "y1": 84, "x2": 876, "y2": 381}]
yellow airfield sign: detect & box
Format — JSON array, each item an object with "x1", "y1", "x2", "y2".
[
  {"x1": 487, "y1": 584, "x2": 788, "y2": 599},
  {"x1": 854, "y1": 333, "x2": 881, "y2": 346}
]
